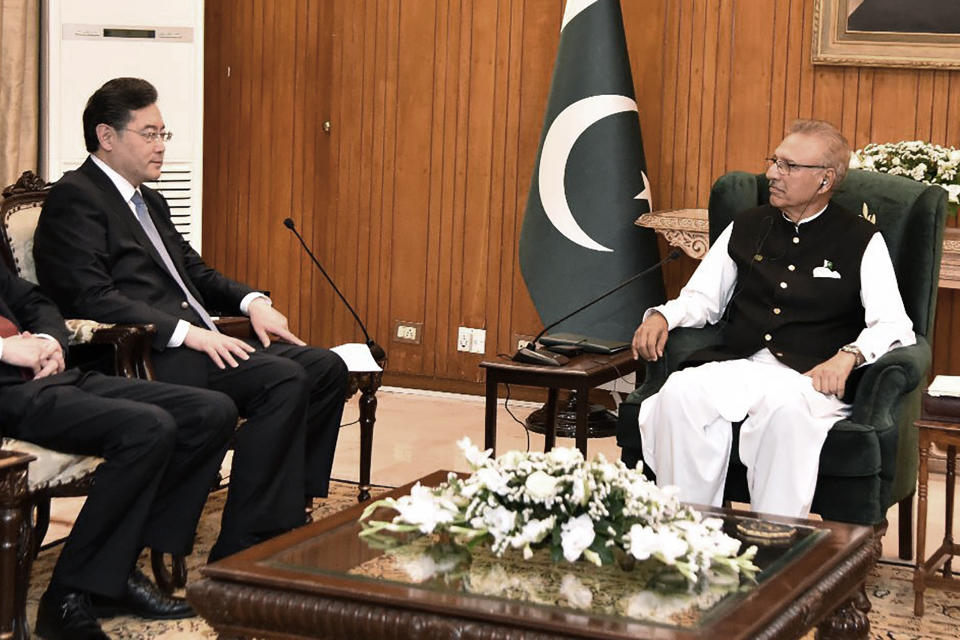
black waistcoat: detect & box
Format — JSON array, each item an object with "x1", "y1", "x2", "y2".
[{"x1": 717, "y1": 202, "x2": 876, "y2": 373}]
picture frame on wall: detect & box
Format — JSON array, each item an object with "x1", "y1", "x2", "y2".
[{"x1": 813, "y1": 0, "x2": 960, "y2": 70}]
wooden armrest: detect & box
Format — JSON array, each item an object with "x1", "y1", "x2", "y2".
[
  {"x1": 214, "y1": 316, "x2": 253, "y2": 340},
  {"x1": 65, "y1": 319, "x2": 157, "y2": 380}
]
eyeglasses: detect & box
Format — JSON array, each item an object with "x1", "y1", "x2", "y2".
[
  {"x1": 123, "y1": 129, "x2": 173, "y2": 144},
  {"x1": 765, "y1": 156, "x2": 826, "y2": 176}
]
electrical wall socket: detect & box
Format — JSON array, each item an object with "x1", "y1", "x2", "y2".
[
  {"x1": 514, "y1": 333, "x2": 535, "y2": 352},
  {"x1": 393, "y1": 320, "x2": 423, "y2": 344},
  {"x1": 457, "y1": 327, "x2": 473, "y2": 352},
  {"x1": 457, "y1": 326, "x2": 486, "y2": 354}
]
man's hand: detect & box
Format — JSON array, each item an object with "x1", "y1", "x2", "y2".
[
  {"x1": 804, "y1": 351, "x2": 857, "y2": 397},
  {"x1": 2, "y1": 332, "x2": 65, "y2": 379},
  {"x1": 184, "y1": 326, "x2": 256, "y2": 369},
  {"x1": 631, "y1": 311, "x2": 669, "y2": 361},
  {"x1": 248, "y1": 298, "x2": 306, "y2": 348}
]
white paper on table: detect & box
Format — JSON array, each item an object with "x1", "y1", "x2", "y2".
[
  {"x1": 330, "y1": 343, "x2": 382, "y2": 372},
  {"x1": 927, "y1": 375, "x2": 960, "y2": 397}
]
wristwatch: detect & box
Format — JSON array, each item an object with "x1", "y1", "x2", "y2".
[{"x1": 839, "y1": 343, "x2": 866, "y2": 367}]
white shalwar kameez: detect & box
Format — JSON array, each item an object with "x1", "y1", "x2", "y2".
[{"x1": 637, "y1": 209, "x2": 916, "y2": 518}]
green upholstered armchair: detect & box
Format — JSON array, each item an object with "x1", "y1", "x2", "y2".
[{"x1": 616, "y1": 169, "x2": 947, "y2": 559}]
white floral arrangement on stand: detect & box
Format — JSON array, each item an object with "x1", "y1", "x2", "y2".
[
  {"x1": 359, "y1": 438, "x2": 758, "y2": 590},
  {"x1": 850, "y1": 140, "x2": 960, "y2": 213}
]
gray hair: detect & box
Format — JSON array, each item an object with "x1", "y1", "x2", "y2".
[{"x1": 788, "y1": 119, "x2": 850, "y2": 184}]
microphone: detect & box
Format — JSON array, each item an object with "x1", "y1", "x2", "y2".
[
  {"x1": 283, "y1": 218, "x2": 385, "y2": 361},
  {"x1": 514, "y1": 249, "x2": 682, "y2": 366}
]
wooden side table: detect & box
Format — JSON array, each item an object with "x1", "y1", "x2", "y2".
[
  {"x1": 913, "y1": 392, "x2": 960, "y2": 616},
  {"x1": 479, "y1": 351, "x2": 638, "y2": 456}
]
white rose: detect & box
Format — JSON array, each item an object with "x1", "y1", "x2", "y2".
[
  {"x1": 499, "y1": 449, "x2": 525, "y2": 468},
  {"x1": 560, "y1": 513, "x2": 596, "y2": 562},
  {"x1": 949, "y1": 149, "x2": 960, "y2": 163},
  {"x1": 945, "y1": 184, "x2": 960, "y2": 204},
  {"x1": 525, "y1": 470, "x2": 561, "y2": 501},
  {"x1": 474, "y1": 467, "x2": 509, "y2": 495},
  {"x1": 481, "y1": 505, "x2": 517, "y2": 536},
  {"x1": 394, "y1": 483, "x2": 456, "y2": 534}
]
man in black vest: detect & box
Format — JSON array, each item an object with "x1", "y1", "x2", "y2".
[
  {"x1": 0, "y1": 261, "x2": 237, "y2": 639},
  {"x1": 33, "y1": 78, "x2": 349, "y2": 562},
  {"x1": 630, "y1": 119, "x2": 915, "y2": 518}
]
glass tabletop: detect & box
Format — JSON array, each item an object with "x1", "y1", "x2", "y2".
[{"x1": 260, "y1": 508, "x2": 828, "y2": 631}]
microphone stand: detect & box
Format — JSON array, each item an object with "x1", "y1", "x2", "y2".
[
  {"x1": 283, "y1": 218, "x2": 384, "y2": 503},
  {"x1": 514, "y1": 249, "x2": 681, "y2": 366},
  {"x1": 282, "y1": 218, "x2": 385, "y2": 362}
]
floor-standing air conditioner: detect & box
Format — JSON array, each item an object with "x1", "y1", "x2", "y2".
[{"x1": 41, "y1": 0, "x2": 204, "y2": 249}]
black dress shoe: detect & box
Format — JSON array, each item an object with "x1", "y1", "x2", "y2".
[
  {"x1": 36, "y1": 589, "x2": 109, "y2": 640},
  {"x1": 91, "y1": 569, "x2": 194, "y2": 620}
]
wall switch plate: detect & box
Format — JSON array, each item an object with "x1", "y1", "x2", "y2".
[
  {"x1": 393, "y1": 320, "x2": 423, "y2": 344},
  {"x1": 470, "y1": 328, "x2": 486, "y2": 354}
]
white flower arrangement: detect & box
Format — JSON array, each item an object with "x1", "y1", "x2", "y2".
[
  {"x1": 359, "y1": 438, "x2": 758, "y2": 590},
  {"x1": 850, "y1": 140, "x2": 960, "y2": 210}
]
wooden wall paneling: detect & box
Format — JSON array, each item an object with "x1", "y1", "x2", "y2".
[
  {"x1": 656, "y1": 1, "x2": 680, "y2": 211},
  {"x1": 431, "y1": 0, "x2": 462, "y2": 378},
  {"x1": 930, "y1": 71, "x2": 950, "y2": 145},
  {"x1": 507, "y1": 1, "x2": 557, "y2": 345},
  {"x1": 484, "y1": 0, "x2": 513, "y2": 363},
  {"x1": 852, "y1": 68, "x2": 874, "y2": 151},
  {"x1": 724, "y1": 1, "x2": 775, "y2": 175},
  {"x1": 811, "y1": 67, "x2": 844, "y2": 130},
  {"x1": 915, "y1": 71, "x2": 935, "y2": 143},
  {"x1": 839, "y1": 68, "x2": 859, "y2": 141},
  {"x1": 868, "y1": 70, "x2": 920, "y2": 145},
  {"x1": 493, "y1": 0, "x2": 525, "y2": 359},
  {"x1": 327, "y1": 0, "x2": 359, "y2": 347},
  {"x1": 767, "y1": 0, "x2": 790, "y2": 152},
  {"x1": 671, "y1": 1, "x2": 694, "y2": 208},
  {"x1": 423, "y1": 0, "x2": 449, "y2": 375},
  {"x1": 444, "y1": 1, "x2": 473, "y2": 379},
  {"x1": 708, "y1": 0, "x2": 733, "y2": 199},
  {"x1": 694, "y1": 2, "x2": 721, "y2": 207},
  {"x1": 621, "y1": 0, "x2": 665, "y2": 207},
  {"x1": 458, "y1": 0, "x2": 500, "y2": 381},
  {"x1": 392, "y1": 0, "x2": 438, "y2": 375}
]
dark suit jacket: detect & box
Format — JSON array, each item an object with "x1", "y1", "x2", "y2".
[
  {"x1": 0, "y1": 261, "x2": 77, "y2": 400},
  {"x1": 34, "y1": 158, "x2": 255, "y2": 349}
]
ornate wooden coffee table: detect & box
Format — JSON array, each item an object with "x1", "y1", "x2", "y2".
[{"x1": 189, "y1": 470, "x2": 875, "y2": 639}]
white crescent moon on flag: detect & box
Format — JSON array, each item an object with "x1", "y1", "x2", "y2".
[
  {"x1": 538, "y1": 94, "x2": 638, "y2": 253},
  {"x1": 561, "y1": 0, "x2": 600, "y2": 32}
]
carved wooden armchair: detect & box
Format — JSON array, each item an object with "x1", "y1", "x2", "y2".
[{"x1": 0, "y1": 171, "x2": 157, "y2": 640}]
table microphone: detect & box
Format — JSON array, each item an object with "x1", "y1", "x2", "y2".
[
  {"x1": 513, "y1": 249, "x2": 682, "y2": 366},
  {"x1": 282, "y1": 218, "x2": 385, "y2": 361}
]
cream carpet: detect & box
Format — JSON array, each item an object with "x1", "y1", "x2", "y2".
[{"x1": 25, "y1": 482, "x2": 960, "y2": 639}]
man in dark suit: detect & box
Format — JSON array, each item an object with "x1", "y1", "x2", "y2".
[
  {"x1": 34, "y1": 77, "x2": 350, "y2": 561},
  {"x1": 0, "y1": 261, "x2": 236, "y2": 639}
]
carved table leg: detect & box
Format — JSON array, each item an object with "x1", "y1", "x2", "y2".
[
  {"x1": 915, "y1": 431, "x2": 931, "y2": 616},
  {"x1": 357, "y1": 370, "x2": 382, "y2": 503},
  {"x1": 944, "y1": 445, "x2": 955, "y2": 578},
  {"x1": 815, "y1": 595, "x2": 870, "y2": 640},
  {"x1": 1, "y1": 451, "x2": 35, "y2": 640}
]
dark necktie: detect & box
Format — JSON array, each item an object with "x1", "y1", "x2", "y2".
[
  {"x1": 0, "y1": 315, "x2": 33, "y2": 380},
  {"x1": 130, "y1": 191, "x2": 218, "y2": 331}
]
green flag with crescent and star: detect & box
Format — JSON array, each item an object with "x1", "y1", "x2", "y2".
[{"x1": 519, "y1": 0, "x2": 665, "y2": 343}]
